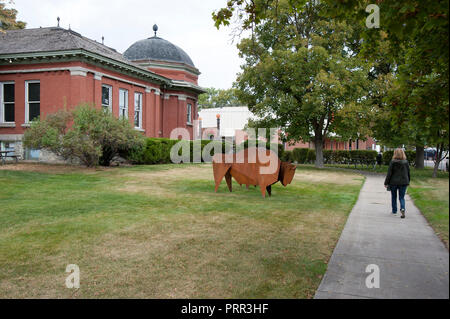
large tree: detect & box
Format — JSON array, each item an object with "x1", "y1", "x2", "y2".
[
  {"x1": 214, "y1": 0, "x2": 371, "y2": 167},
  {"x1": 322, "y1": 0, "x2": 449, "y2": 173},
  {"x1": 0, "y1": 1, "x2": 26, "y2": 32}
]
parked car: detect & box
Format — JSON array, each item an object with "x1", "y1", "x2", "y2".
[{"x1": 424, "y1": 148, "x2": 436, "y2": 161}]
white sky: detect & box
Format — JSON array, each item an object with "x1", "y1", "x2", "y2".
[{"x1": 10, "y1": 0, "x2": 243, "y2": 89}]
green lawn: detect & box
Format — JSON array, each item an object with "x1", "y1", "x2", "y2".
[
  {"x1": 0, "y1": 163, "x2": 364, "y2": 298},
  {"x1": 408, "y1": 172, "x2": 449, "y2": 248},
  {"x1": 326, "y1": 164, "x2": 449, "y2": 248}
]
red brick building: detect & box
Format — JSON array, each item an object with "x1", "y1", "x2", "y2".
[
  {"x1": 285, "y1": 136, "x2": 378, "y2": 151},
  {"x1": 0, "y1": 25, "x2": 204, "y2": 160}
]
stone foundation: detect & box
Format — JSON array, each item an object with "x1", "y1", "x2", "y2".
[{"x1": 0, "y1": 134, "x2": 76, "y2": 164}]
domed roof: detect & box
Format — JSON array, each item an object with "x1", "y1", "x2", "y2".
[{"x1": 124, "y1": 35, "x2": 195, "y2": 68}]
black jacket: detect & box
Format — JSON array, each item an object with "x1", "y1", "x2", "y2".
[{"x1": 384, "y1": 159, "x2": 410, "y2": 186}]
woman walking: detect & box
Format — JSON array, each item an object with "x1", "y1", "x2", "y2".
[{"x1": 384, "y1": 148, "x2": 411, "y2": 218}]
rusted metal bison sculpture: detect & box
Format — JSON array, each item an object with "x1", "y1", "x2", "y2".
[{"x1": 212, "y1": 147, "x2": 296, "y2": 198}]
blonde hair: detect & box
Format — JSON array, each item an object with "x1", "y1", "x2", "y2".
[{"x1": 392, "y1": 148, "x2": 407, "y2": 160}]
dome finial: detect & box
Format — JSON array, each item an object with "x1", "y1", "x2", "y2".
[{"x1": 152, "y1": 24, "x2": 158, "y2": 37}]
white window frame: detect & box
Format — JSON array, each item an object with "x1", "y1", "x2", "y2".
[
  {"x1": 0, "y1": 141, "x2": 15, "y2": 152},
  {"x1": 134, "y1": 92, "x2": 143, "y2": 129},
  {"x1": 25, "y1": 80, "x2": 40, "y2": 123},
  {"x1": 186, "y1": 103, "x2": 192, "y2": 125},
  {"x1": 119, "y1": 89, "x2": 128, "y2": 119},
  {"x1": 101, "y1": 84, "x2": 113, "y2": 112},
  {"x1": 0, "y1": 81, "x2": 15, "y2": 123}
]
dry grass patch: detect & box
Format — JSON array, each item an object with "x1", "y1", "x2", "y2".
[
  {"x1": 0, "y1": 162, "x2": 113, "y2": 174},
  {"x1": 117, "y1": 165, "x2": 211, "y2": 196},
  {"x1": 295, "y1": 169, "x2": 362, "y2": 186},
  {"x1": 0, "y1": 164, "x2": 363, "y2": 298}
]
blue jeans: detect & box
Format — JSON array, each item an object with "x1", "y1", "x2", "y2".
[{"x1": 390, "y1": 185, "x2": 407, "y2": 213}]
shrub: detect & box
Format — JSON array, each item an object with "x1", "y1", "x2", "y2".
[
  {"x1": 281, "y1": 150, "x2": 293, "y2": 162},
  {"x1": 331, "y1": 150, "x2": 351, "y2": 164},
  {"x1": 323, "y1": 150, "x2": 333, "y2": 163},
  {"x1": 306, "y1": 149, "x2": 316, "y2": 163},
  {"x1": 292, "y1": 148, "x2": 377, "y2": 166},
  {"x1": 382, "y1": 150, "x2": 394, "y2": 165},
  {"x1": 128, "y1": 138, "x2": 233, "y2": 164},
  {"x1": 200, "y1": 140, "x2": 233, "y2": 162},
  {"x1": 239, "y1": 140, "x2": 285, "y2": 160},
  {"x1": 23, "y1": 104, "x2": 144, "y2": 167},
  {"x1": 292, "y1": 148, "x2": 309, "y2": 163},
  {"x1": 349, "y1": 150, "x2": 378, "y2": 166},
  {"x1": 128, "y1": 138, "x2": 177, "y2": 164},
  {"x1": 382, "y1": 150, "x2": 416, "y2": 166},
  {"x1": 405, "y1": 150, "x2": 416, "y2": 167}
]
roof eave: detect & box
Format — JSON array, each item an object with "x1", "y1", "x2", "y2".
[
  {"x1": 169, "y1": 80, "x2": 207, "y2": 94},
  {"x1": 131, "y1": 59, "x2": 201, "y2": 76},
  {"x1": 0, "y1": 49, "x2": 172, "y2": 85}
]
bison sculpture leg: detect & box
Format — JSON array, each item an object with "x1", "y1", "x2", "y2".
[
  {"x1": 213, "y1": 163, "x2": 232, "y2": 193},
  {"x1": 225, "y1": 170, "x2": 232, "y2": 192},
  {"x1": 259, "y1": 182, "x2": 268, "y2": 198},
  {"x1": 266, "y1": 185, "x2": 272, "y2": 197}
]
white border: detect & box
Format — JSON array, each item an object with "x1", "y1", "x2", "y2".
[
  {"x1": 186, "y1": 103, "x2": 192, "y2": 125},
  {"x1": 119, "y1": 88, "x2": 128, "y2": 119},
  {"x1": 134, "y1": 92, "x2": 143, "y2": 129},
  {"x1": 25, "y1": 80, "x2": 40, "y2": 123},
  {"x1": 101, "y1": 84, "x2": 113, "y2": 112},
  {"x1": 0, "y1": 81, "x2": 15, "y2": 124}
]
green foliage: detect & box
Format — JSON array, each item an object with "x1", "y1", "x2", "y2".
[
  {"x1": 128, "y1": 138, "x2": 177, "y2": 164},
  {"x1": 198, "y1": 87, "x2": 241, "y2": 109},
  {"x1": 294, "y1": 149, "x2": 378, "y2": 166},
  {"x1": 213, "y1": 1, "x2": 371, "y2": 168},
  {"x1": 129, "y1": 138, "x2": 287, "y2": 164},
  {"x1": 200, "y1": 139, "x2": 234, "y2": 161},
  {"x1": 23, "y1": 104, "x2": 144, "y2": 167},
  {"x1": 382, "y1": 151, "x2": 393, "y2": 166},
  {"x1": 322, "y1": 0, "x2": 449, "y2": 171},
  {"x1": 213, "y1": 0, "x2": 448, "y2": 174},
  {"x1": 382, "y1": 150, "x2": 416, "y2": 166},
  {"x1": 321, "y1": 0, "x2": 448, "y2": 84},
  {"x1": 281, "y1": 150, "x2": 293, "y2": 163},
  {"x1": 292, "y1": 148, "x2": 310, "y2": 164},
  {"x1": 306, "y1": 149, "x2": 316, "y2": 164},
  {"x1": 128, "y1": 138, "x2": 233, "y2": 164},
  {"x1": 291, "y1": 148, "x2": 316, "y2": 164},
  {"x1": 239, "y1": 140, "x2": 285, "y2": 160},
  {"x1": 0, "y1": 1, "x2": 26, "y2": 32},
  {"x1": 348, "y1": 150, "x2": 378, "y2": 166},
  {"x1": 323, "y1": 150, "x2": 349, "y2": 165}
]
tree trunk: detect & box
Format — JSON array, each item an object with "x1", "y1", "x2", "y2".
[
  {"x1": 415, "y1": 144, "x2": 424, "y2": 169},
  {"x1": 432, "y1": 161, "x2": 439, "y2": 178},
  {"x1": 432, "y1": 143, "x2": 444, "y2": 178},
  {"x1": 314, "y1": 137, "x2": 324, "y2": 168}
]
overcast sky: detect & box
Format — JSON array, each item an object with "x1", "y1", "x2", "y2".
[{"x1": 11, "y1": 0, "x2": 242, "y2": 89}]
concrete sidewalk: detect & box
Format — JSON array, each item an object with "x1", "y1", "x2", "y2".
[{"x1": 315, "y1": 174, "x2": 449, "y2": 299}]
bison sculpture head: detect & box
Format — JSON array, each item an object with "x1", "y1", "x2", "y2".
[{"x1": 279, "y1": 162, "x2": 297, "y2": 186}]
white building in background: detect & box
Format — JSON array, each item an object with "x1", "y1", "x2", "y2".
[
  {"x1": 198, "y1": 106, "x2": 382, "y2": 153},
  {"x1": 198, "y1": 106, "x2": 255, "y2": 141}
]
